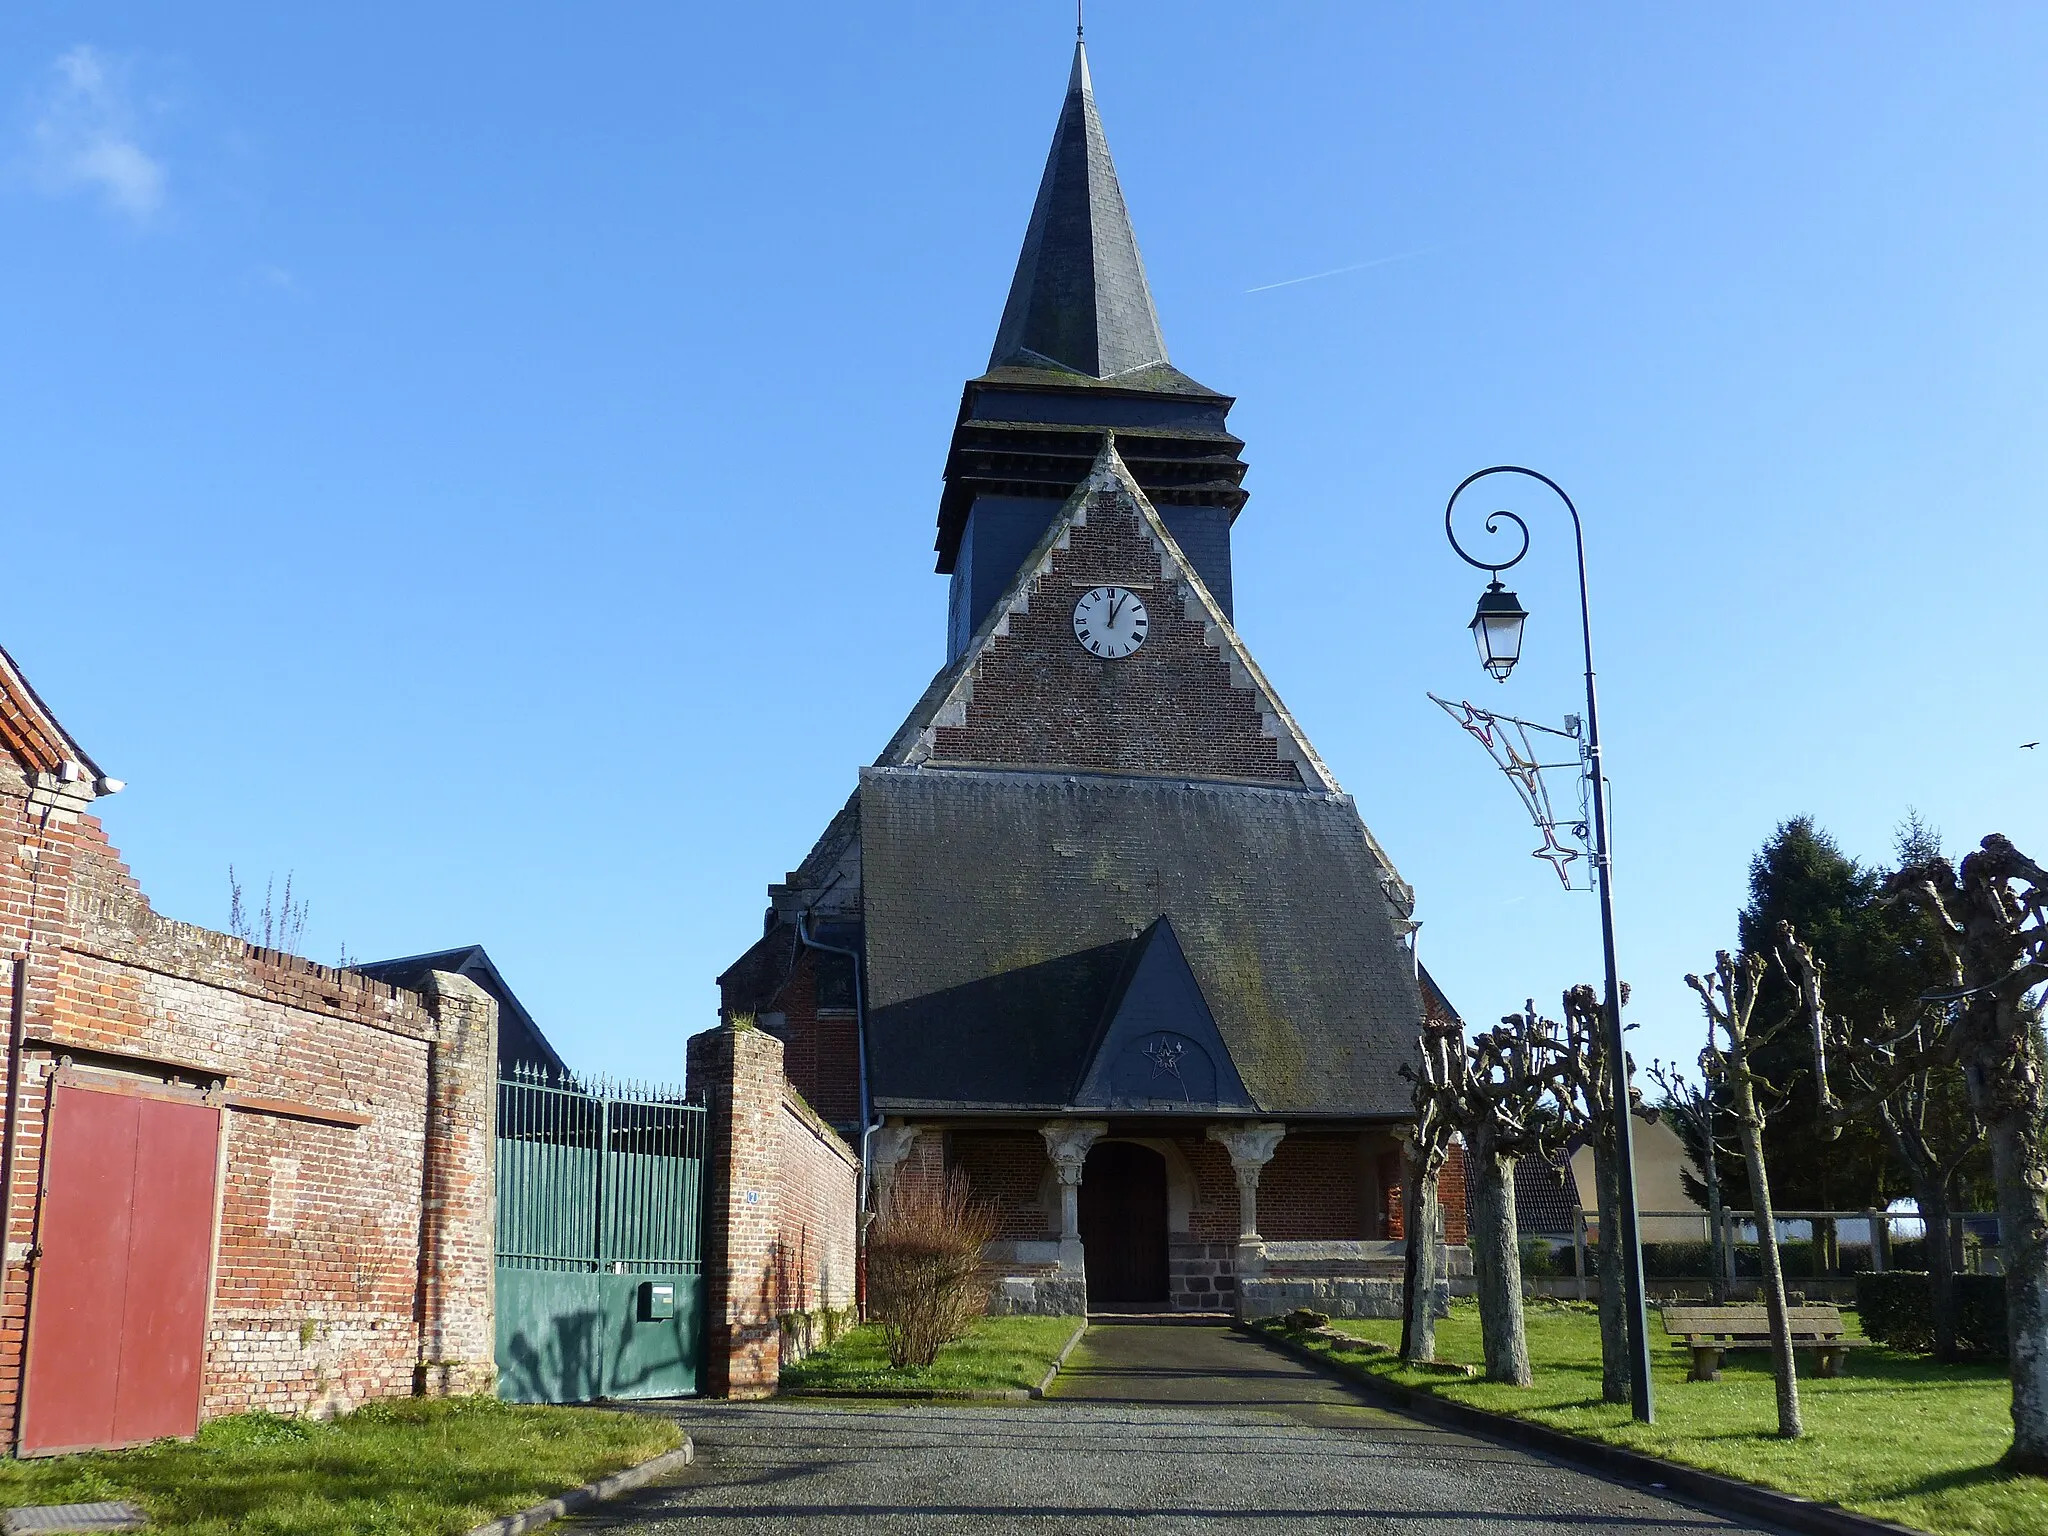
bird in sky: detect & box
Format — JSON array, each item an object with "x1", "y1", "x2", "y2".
[{"x1": 2023, "y1": 741, "x2": 2039, "y2": 750}]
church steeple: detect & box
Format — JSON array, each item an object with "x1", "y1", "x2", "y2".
[
  {"x1": 937, "y1": 42, "x2": 1250, "y2": 663},
  {"x1": 989, "y1": 41, "x2": 1168, "y2": 380}
]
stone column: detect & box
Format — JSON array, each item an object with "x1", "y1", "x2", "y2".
[
  {"x1": 867, "y1": 1123, "x2": 922, "y2": 1221},
  {"x1": 1207, "y1": 1122, "x2": 1286, "y2": 1261},
  {"x1": 1039, "y1": 1120, "x2": 1107, "y2": 1273},
  {"x1": 418, "y1": 970, "x2": 499, "y2": 1397}
]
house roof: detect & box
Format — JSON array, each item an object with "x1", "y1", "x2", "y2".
[
  {"x1": 354, "y1": 945, "x2": 569, "y2": 1078},
  {"x1": 990, "y1": 40, "x2": 1168, "y2": 382},
  {"x1": 858, "y1": 763, "x2": 1424, "y2": 1118},
  {"x1": 0, "y1": 643, "x2": 111, "y2": 793}
]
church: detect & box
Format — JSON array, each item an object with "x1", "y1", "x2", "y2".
[{"x1": 717, "y1": 38, "x2": 1463, "y2": 1319}]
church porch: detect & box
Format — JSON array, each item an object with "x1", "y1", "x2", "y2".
[{"x1": 869, "y1": 1116, "x2": 1436, "y2": 1320}]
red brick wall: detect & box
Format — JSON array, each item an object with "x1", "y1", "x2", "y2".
[
  {"x1": 1173, "y1": 1135, "x2": 1239, "y2": 1242},
  {"x1": 757, "y1": 951, "x2": 860, "y2": 1130},
  {"x1": 0, "y1": 762, "x2": 497, "y2": 1441},
  {"x1": 930, "y1": 486, "x2": 1305, "y2": 783},
  {"x1": 948, "y1": 1131, "x2": 1055, "y2": 1240},
  {"x1": 1259, "y1": 1133, "x2": 1365, "y2": 1241},
  {"x1": 687, "y1": 1023, "x2": 860, "y2": 1398},
  {"x1": 1442, "y1": 1141, "x2": 1468, "y2": 1245},
  {"x1": 773, "y1": 1088, "x2": 859, "y2": 1318}
]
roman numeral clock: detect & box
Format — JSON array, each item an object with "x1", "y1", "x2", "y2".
[{"x1": 1073, "y1": 585, "x2": 1148, "y2": 659}]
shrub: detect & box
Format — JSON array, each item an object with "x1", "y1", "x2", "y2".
[
  {"x1": 1519, "y1": 1238, "x2": 1577, "y2": 1277},
  {"x1": 865, "y1": 1168, "x2": 999, "y2": 1369},
  {"x1": 1640, "y1": 1241, "x2": 1715, "y2": 1278},
  {"x1": 1855, "y1": 1271, "x2": 2008, "y2": 1359}
]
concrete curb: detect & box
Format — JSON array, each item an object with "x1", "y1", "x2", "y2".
[
  {"x1": 1245, "y1": 1325, "x2": 1929, "y2": 1536},
  {"x1": 781, "y1": 1318, "x2": 1091, "y2": 1404},
  {"x1": 1033, "y1": 1317, "x2": 1091, "y2": 1397},
  {"x1": 461, "y1": 1440, "x2": 695, "y2": 1536}
]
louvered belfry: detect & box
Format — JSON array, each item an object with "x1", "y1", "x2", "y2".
[{"x1": 938, "y1": 40, "x2": 1250, "y2": 659}]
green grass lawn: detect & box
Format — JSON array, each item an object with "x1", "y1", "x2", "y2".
[
  {"x1": 780, "y1": 1315, "x2": 1084, "y2": 1396},
  {"x1": 1273, "y1": 1298, "x2": 2044, "y2": 1536},
  {"x1": 0, "y1": 1396, "x2": 680, "y2": 1536}
]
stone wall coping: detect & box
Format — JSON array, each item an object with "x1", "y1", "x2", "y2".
[
  {"x1": 781, "y1": 1084, "x2": 860, "y2": 1171},
  {"x1": 1260, "y1": 1240, "x2": 1405, "y2": 1261}
]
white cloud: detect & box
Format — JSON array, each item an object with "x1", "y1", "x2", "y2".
[{"x1": 29, "y1": 45, "x2": 166, "y2": 221}]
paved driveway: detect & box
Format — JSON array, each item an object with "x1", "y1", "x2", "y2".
[{"x1": 576, "y1": 1324, "x2": 1768, "y2": 1534}]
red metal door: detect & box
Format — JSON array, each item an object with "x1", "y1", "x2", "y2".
[{"x1": 20, "y1": 1079, "x2": 221, "y2": 1456}]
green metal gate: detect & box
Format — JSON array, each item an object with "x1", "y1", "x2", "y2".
[{"x1": 494, "y1": 1069, "x2": 705, "y2": 1403}]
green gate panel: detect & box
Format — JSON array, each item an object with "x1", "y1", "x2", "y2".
[{"x1": 496, "y1": 1269, "x2": 704, "y2": 1404}]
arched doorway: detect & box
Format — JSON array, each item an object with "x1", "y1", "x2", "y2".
[{"x1": 1078, "y1": 1140, "x2": 1169, "y2": 1306}]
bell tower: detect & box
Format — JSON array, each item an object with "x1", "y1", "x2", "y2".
[{"x1": 939, "y1": 40, "x2": 1251, "y2": 661}]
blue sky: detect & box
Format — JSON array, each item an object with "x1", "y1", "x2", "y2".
[{"x1": 4, "y1": 3, "x2": 2044, "y2": 1085}]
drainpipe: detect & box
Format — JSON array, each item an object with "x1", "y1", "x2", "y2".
[{"x1": 796, "y1": 913, "x2": 875, "y2": 1315}]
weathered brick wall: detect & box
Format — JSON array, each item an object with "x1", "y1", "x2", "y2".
[
  {"x1": 754, "y1": 951, "x2": 860, "y2": 1131},
  {"x1": 950, "y1": 1131, "x2": 1054, "y2": 1239},
  {"x1": 774, "y1": 1088, "x2": 858, "y2": 1319},
  {"x1": 1259, "y1": 1133, "x2": 1366, "y2": 1241},
  {"x1": 930, "y1": 486, "x2": 1305, "y2": 783},
  {"x1": 687, "y1": 1021, "x2": 860, "y2": 1397},
  {"x1": 0, "y1": 762, "x2": 498, "y2": 1440}
]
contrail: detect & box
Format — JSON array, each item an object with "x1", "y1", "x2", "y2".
[{"x1": 1246, "y1": 247, "x2": 1436, "y2": 293}]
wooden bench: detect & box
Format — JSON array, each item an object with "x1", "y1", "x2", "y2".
[{"x1": 1658, "y1": 1304, "x2": 1873, "y2": 1381}]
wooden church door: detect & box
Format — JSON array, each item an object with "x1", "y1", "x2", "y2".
[{"x1": 1078, "y1": 1141, "x2": 1168, "y2": 1305}]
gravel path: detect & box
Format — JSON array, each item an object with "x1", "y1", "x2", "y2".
[{"x1": 572, "y1": 1324, "x2": 1772, "y2": 1534}]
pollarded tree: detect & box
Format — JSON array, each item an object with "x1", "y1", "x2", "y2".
[
  {"x1": 1399, "y1": 1003, "x2": 1456, "y2": 1363},
  {"x1": 1647, "y1": 1054, "x2": 1733, "y2": 1306},
  {"x1": 1886, "y1": 834, "x2": 2048, "y2": 1474},
  {"x1": 1688, "y1": 949, "x2": 1803, "y2": 1439},
  {"x1": 1781, "y1": 926, "x2": 1980, "y2": 1363},
  {"x1": 1405, "y1": 1002, "x2": 1571, "y2": 1386},
  {"x1": 1558, "y1": 982, "x2": 1642, "y2": 1405}
]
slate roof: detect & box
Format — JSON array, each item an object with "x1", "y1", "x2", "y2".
[
  {"x1": 990, "y1": 41, "x2": 1167, "y2": 381},
  {"x1": 1514, "y1": 1149, "x2": 1584, "y2": 1237},
  {"x1": 859, "y1": 764, "x2": 1424, "y2": 1119},
  {"x1": 355, "y1": 945, "x2": 569, "y2": 1079}
]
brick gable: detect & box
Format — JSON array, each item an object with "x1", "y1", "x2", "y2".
[{"x1": 882, "y1": 441, "x2": 1335, "y2": 789}]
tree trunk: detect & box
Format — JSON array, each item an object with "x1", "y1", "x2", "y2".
[
  {"x1": 1399, "y1": 1151, "x2": 1442, "y2": 1363},
  {"x1": 1468, "y1": 1144, "x2": 1532, "y2": 1386},
  {"x1": 1734, "y1": 1080, "x2": 1802, "y2": 1438},
  {"x1": 1591, "y1": 1123, "x2": 1629, "y2": 1404},
  {"x1": 1987, "y1": 1107, "x2": 2048, "y2": 1473},
  {"x1": 1706, "y1": 1154, "x2": 1728, "y2": 1307},
  {"x1": 1912, "y1": 1173, "x2": 1960, "y2": 1365}
]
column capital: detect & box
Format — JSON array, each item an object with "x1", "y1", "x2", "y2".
[
  {"x1": 870, "y1": 1123, "x2": 923, "y2": 1171},
  {"x1": 1207, "y1": 1121, "x2": 1285, "y2": 1185},
  {"x1": 1040, "y1": 1120, "x2": 1108, "y2": 1184}
]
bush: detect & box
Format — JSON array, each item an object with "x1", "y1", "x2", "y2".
[
  {"x1": 1519, "y1": 1238, "x2": 1574, "y2": 1277},
  {"x1": 1640, "y1": 1241, "x2": 1715, "y2": 1278},
  {"x1": 866, "y1": 1169, "x2": 999, "y2": 1369},
  {"x1": 1855, "y1": 1271, "x2": 2008, "y2": 1359}
]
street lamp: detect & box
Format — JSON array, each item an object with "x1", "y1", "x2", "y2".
[
  {"x1": 1443, "y1": 464, "x2": 1656, "y2": 1424},
  {"x1": 1468, "y1": 581, "x2": 1527, "y2": 682}
]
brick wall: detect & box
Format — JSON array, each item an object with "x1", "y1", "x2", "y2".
[
  {"x1": 930, "y1": 486, "x2": 1305, "y2": 783},
  {"x1": 0, "y1": 758, "x2": 498, "y2": 1442},
  {"x1": 687, "y1": 1021, "x2": 859, "y2": 1397},
  {"x1": 949, "y1": 1131, "x2": 1054, "y2": 1240},
  {"x1": 1259, "y1": 1133, "x2": 1366, "y2": 1241}
]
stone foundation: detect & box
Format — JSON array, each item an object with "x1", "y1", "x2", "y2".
[{"x1": 1239, "y1": 1275, "x2": 1451, "y2": 1320}]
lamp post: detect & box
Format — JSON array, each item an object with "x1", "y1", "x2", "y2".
[{"x1": 1443, "y1": 465, "x2": 1655, "y2": 1424}]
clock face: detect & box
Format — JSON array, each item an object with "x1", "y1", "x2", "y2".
[{"x1": 1072, "y1": 585, "x2": 1149, "y2": 659}]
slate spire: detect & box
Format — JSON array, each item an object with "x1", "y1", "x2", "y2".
[{"x1": 989, "y1": 40, "x2": 1169, "y2": 379}]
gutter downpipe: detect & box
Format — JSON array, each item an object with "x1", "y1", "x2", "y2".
[{"x1": 796, "y1": 913, "x2": 875, "y2": 1316}]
